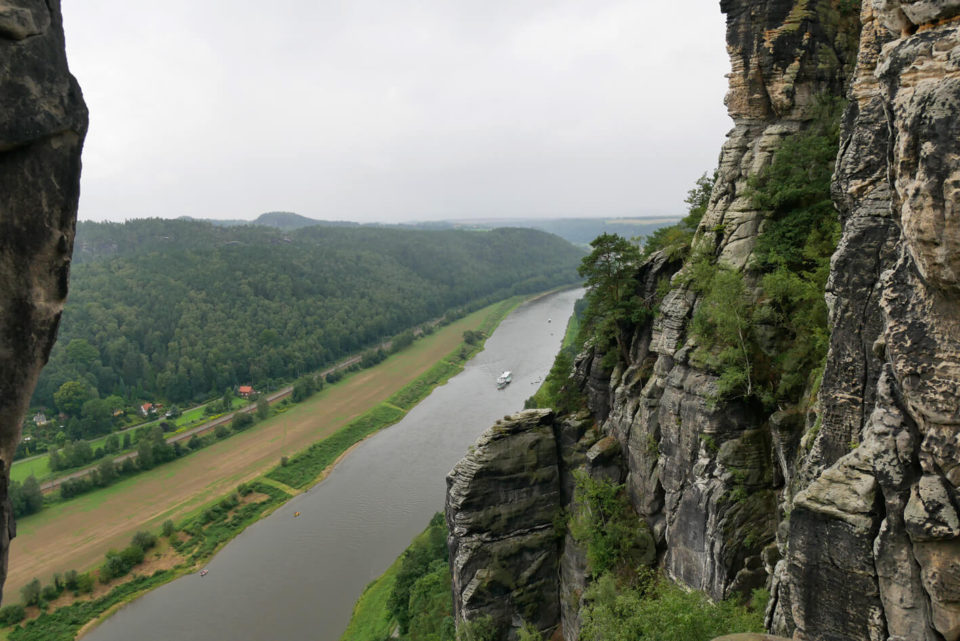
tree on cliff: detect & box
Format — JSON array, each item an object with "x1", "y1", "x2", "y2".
[{"x1": 578, "y1": 233, "x2": 645, "y2": 363}]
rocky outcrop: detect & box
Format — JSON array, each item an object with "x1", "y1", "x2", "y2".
[
  {"x1": 0, "y1": 0, "x2": 86, "y2": 599},
  {"x1": 446, "y1": 410, "x2": 565, "y2": 640},
  {"x1": 445, "y1": 409, "x2": 615, "y2": 641},
  {"x1": 773, "y1": 2, "x2": 960, "y2": 640},
  {"x1": 586, "y1": 0, "x2": 861, "y2": 606},
  {"x1": 447, "y1": 1, "x2": 960, "y2": 640}
]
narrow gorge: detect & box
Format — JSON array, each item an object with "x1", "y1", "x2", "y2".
[{"x1": 445, "y1": 1, "x2": 960, "y2": 640}]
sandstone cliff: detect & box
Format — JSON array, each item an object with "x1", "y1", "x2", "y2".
[
  {"x1": 0, "y1": 0, "x2": 86, "y2": 598},
  {"x1": 445, "y1": 1, "x2": 960, "y2": 640}
]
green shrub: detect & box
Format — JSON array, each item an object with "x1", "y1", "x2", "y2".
[
  {"x1": 132, "y1": 530, "x2": 157, "y2": 550},
  {"x1": 387, "y1": 513, "x2": 448, "y2": 634},
  {"x1": 570, "y1": 472, "x2": 654, "y2": 576},
  {"x1": 0, "y1": 604, "x2": 25, "y2": 626},
  {"x1": 232, "y1": 411, "x2": 254, "y2": 430},
  {"x1": 20, "y1": 578, "x2": 41, "y2": 607},
  {"x1": 579, "y1": 572, "x2": 763, "y2": 641},
  {"x1": 40, "y1": 584, "x2": 59, "y2": 602},
  {"x1": 75, "y1": 573, "x2": 94, "y2": 594},
  {"x1": 458, "y1": 615, "x2": 499, "y2": 641}
]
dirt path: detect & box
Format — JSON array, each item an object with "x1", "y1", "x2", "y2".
[{"x1": 6, "y1": 308, "x2": 494, "y2": 596}]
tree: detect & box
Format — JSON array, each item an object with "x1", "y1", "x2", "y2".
[
  {"x1": 690, "y1": 267, "x2": 757, "y2": 401},
  {"x1": 220, "y1": 388, "x2": 234, "y2": 412},
  {"x1": 20, "y1": 578, "x2": 41, "y2": 606},
  {"x1": 578, "y1": 234, "x2": 646, "y2": 362},
  {"x1": 20, "y1": 475, "x2": 43, "y2": 515},
  {"x1": 683, "y1": 170, "x2": 716, "y2": 229},
  {"x1": 642, "y1": 170, "x2": 717, "y2": 260},
  {"x1": 10, "y1": 476, "x2": 44, "y2": 518},
  {"x1": 137, "y1": 437, "x2": 155, "y2": 470},
  {"x1": 232, "y1": 412, "x2": 254, "y2": 430},
  {"x1": 97, "y1": 457, "x2": 117, "y2": 486},
  {"x1": 104, "y1": 433, "x2": 120, "y2": 453},
  {"x1": 80, "y1": 397, "x2": 113, "y2": 437},
  {"x1": 65, "y1": 338, "x2": 99, "y2": 367},
  {"x1": 54, "y1": 380, "x2": 94, "y2": 417},
  {"x1": 256, "y1": 396, "x2": 269, "y2": 420}
]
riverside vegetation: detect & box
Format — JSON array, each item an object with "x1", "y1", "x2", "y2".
[
  {"x1": 22, "y1": 219, "x2": 582, "y2": 458},
  {"x1": 1, "y1": 295, "x2": 525, "y2": 640}
]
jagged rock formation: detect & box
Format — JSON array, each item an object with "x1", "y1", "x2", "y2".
[
  {"x1": 773, "y1": 2, "x2": 960, "y2": 640},
  {"x1": 0, "y1": 0, "x2": 86, "y2": 599},
  {"x1": 445, "y1": 1, "x2": 960, "y2": 640},
  {"x1": 445, "y1": 409, "x2": 614, "y2": 641},
  {"x1": 446, "y1": 410, "x2": 564, "y2": 639},
  {"x1": 578, "y1": 0, "x2": 861, "y2": 609}
]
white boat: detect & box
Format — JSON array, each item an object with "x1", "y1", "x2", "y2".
[{"x1": 496, "y1": 371, "x2": 512, "y2": 390}]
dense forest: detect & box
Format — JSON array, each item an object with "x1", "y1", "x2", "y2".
[{"x1": 34, "y1": 219, "x2": 582, "y2": 420}]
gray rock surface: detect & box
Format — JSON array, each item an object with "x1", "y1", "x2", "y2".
[
  {"x1": 0, "y1": 0, "x2": 86, "y2": 599},
  {"x1": 445, "y1": 2, "x2": 960, "y2": 640},
  {"x1": 776, "y1": 3, "x2": 960, "y2": 639},
  {"x1": 445, "y1": 410, "x2": 564, "y2": 640}
]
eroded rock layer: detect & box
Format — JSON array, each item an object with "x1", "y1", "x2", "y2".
[
  {"x1": 445, "y1": 1, "x2": 960, "y2": 640},
  {"x1": 777, "y1": 2, "x2": 960, "y2": 639},
  {"x1": 0, "y1": 0, "x2": 86, "y2": 598}
]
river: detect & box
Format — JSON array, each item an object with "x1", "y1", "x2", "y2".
[{"x1": 83, "y1": 288, "x2": 582, "y2": 641}]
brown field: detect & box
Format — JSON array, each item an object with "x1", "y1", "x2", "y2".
[{"x1": 6, "y1": 305, "x2": 499, "y2": 597}]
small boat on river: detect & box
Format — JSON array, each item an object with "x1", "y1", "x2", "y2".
[
  {"x1": 496, "y1": 371, "x2": 512, "y2": 390},
  {"x1": 200, "y1": 569, "x2": 208, "y2": 577}
]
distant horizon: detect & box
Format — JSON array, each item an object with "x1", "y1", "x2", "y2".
[
  {"x1": 79, "y1": 211, "x2": 683, "y2": 226},
  {"x1": 63, "y1": 1, "x2": 729, "y2": 225}
]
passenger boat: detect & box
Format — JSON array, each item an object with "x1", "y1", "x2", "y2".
[{"x1": 496, "y1": 371, "x2": 512, "y2": 390}]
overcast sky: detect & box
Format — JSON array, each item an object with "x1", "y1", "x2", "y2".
[{"x1": 62, "y1": 1, "x2": 731, "y2": 224}]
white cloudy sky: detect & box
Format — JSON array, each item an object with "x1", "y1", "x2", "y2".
[{"x1": 62, "y1": 1, "x2": 731, "y2": 223}]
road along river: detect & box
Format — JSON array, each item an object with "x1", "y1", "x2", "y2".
[{"x1": 83, "y1": 288, "x2": 582, "y2": 641}]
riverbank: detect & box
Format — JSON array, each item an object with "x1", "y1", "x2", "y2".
[
  {"x1": 3, "y1": 295, "x2": 530, "y2": 639},
  {"x1": 65, "y1": 287, "x2": 582, "y2": 641}
]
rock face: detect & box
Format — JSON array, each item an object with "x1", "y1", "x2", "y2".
[
  {"x1": 774, "y1": 2, "x2": 960, "y2": 640},
  {"x1": 446, "y1": 410, "x2": 564, "y2": 640},
  {"x1": 585, "y1": 0, "x2": 861, "y2": 608},
  {"x1": 445, "y1": 409, "x2": 610, "y2": 640},
  {"x1": 445, "y1": 1, "x2": 960, "y2": 640},
  {"x1": 0, "y1": 0, "x2": 86, "y2": 599}
]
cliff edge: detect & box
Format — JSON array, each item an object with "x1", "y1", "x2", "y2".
[
  {"x1": 0, "y1": 0, "x2": 86, "y2": 598},
  {"x1": 445, "y1": 1, "x2": 960, "y2": 640}
]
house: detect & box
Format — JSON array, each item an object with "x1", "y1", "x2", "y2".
[
  {"x1": 140, "y1": 402, "x2": 154, "y2": 417},
  {"x1": 33, "y1": 411, "x2": 49, "y2": 426},
  {"x1": 238, "y1": 385, "x2": 254, "y2": 398}
]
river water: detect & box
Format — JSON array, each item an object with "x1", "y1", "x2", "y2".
[{"x1": 84, "y1": 288, "x2": 582, "y2": 641}]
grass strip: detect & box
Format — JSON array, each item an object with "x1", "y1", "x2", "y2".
[
  {"x1": 339, "y1": 556, "x2": 401, "y2": 641},
  {"x1": 7, "y1": 481, "x2": 289, "y2": 641},
  {"x1": 267, "y1": 296, "x2": 522, "y2": 490},
  {"x1": 387, "y1": 360, "x2": 463, "y2": 410},
  {"x1": 6, "y1": 291, "x2": 534, "y2": 639},
  {"x1": 266, "y1": 404, "x2": 406, "y2": 488}
]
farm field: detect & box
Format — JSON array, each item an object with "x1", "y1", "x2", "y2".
[{"x1": 6, "y1": 302, "x2": 505, "y2": 597}]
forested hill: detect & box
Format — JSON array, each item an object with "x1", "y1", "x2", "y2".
[{"x1": 35, "y1": 219, "x2": 582, "y2": 408}]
